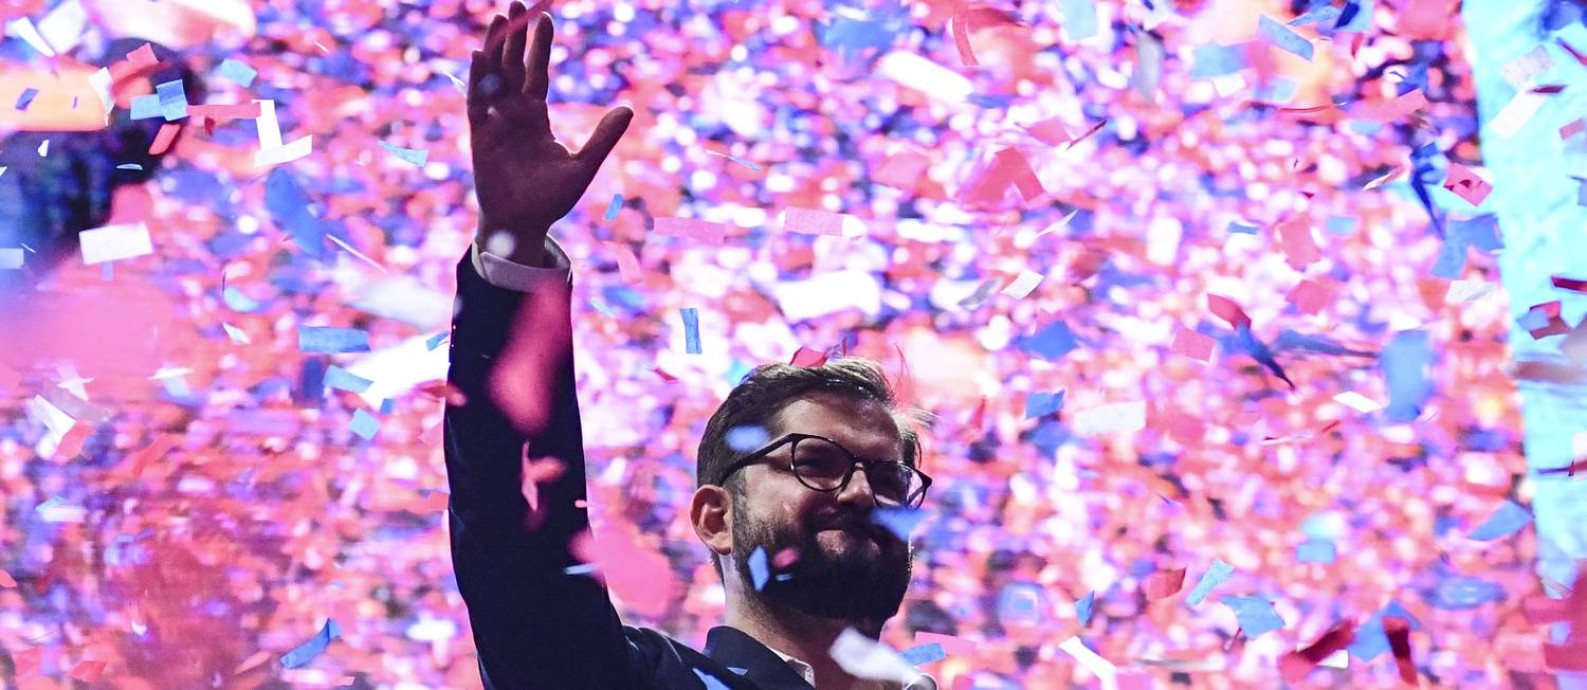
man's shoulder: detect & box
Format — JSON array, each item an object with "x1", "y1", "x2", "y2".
[{"x1": 621, "y1": 625, "x2": 756, "y2": 689}]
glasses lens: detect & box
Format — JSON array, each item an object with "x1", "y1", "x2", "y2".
[
  {"x1": 792, "y1": 437, "x2": 923, "y2": 506},
  {"x1": 790, "y1": 437, "x2": 851, "y2": 490}
]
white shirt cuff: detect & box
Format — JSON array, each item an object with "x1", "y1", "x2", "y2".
[{"x1": 471, "y1": 236, "x2": 571, "y2": 292}]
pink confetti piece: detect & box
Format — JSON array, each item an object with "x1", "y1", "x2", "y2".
[
  {"x1": 872, "y1": 149, "x2": 930, "y2": 190},
  {"x1": 1397, "y1": 0, "x2": 1456, "y2": 39},
  {"x1": 1171, "y1": 327, "x2": 1215, "y2": 362},
  {"x1": 1552, "y1": 275, "x2": 1587, "y2": 293},
  {"x1": 1287, "y1": 279, "x2": 1333, "y2": 314},
  {"x1": 1355, "y1": 89, "x2": 1428, "y2": 122},
  {"x1": 1443, "y1": 164, "x2": 1493, "y2": 207},
  {"x1": 654, "y1": 217, "x2": 728, "y2": 244},
  {"x1": 70, "y1": 660, "x2": 107, "y2": 683},
  {"x1": 950, "y1": 7, "x2": 977, "y2": 67},
  {"x1": 603, "y1": 241, "x2": 642, "y2": 283},
  {"x1": 148, "y1": 122, "x2": 180, "y2": 156},
  {"x1": 790, "y1": 346, "x2": 828, "y2": 367},
  {"x1": 1275, "y1": 216, "x2": 1321, "y2": 270},
  {"x1": 1563, "y1": 119, "x2": 1586, "y2": 139},
  {"x1": 1143, "y1": 567, "x2": 1187, "y2": 600},
  {"x1": 0, "y1": 569, "x2": 15, "y2": 587},
  {"x1": 782, "y1": 207, "x2": 849, "y2": 236},
  {"x1": 1024, "y1": 117, "x2": 1073, "y2": 145},
  {"x1": 1206, "y1": 294, "x2": 1252, "y2": 330}
]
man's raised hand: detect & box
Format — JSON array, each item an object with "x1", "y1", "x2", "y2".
[{"x1": 469, "y1": 2, "x2": 633, "y2": 267}]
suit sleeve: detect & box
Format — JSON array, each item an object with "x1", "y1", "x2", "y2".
[{"x1": 445, "y1": 237, "x2": 644, "y2": 690}]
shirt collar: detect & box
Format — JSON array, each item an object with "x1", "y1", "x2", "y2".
[{"x1": 763, "y1": 644, "x2": 938, "y2": 690}]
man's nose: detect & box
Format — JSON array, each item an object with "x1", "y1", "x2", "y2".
[{"x1": 835, "y1": 462, "x2": 878, "y2": 508}]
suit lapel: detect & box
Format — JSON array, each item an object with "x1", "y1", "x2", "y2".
[{"x1": 703, "y1": 626, "x2": 817, "y2": 690}]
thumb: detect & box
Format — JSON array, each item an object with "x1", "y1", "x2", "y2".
[{"x1": 575, "y1": 106, "x2": 633, "y2": 170}]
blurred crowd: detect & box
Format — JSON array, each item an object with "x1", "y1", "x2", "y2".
[{"x1": 0, "y1": 0, "x2": 1552, "y2": 687}]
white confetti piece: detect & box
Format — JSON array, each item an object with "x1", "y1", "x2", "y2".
[
  {"x1": 1001, "y1": 270, "x2": 1044, "y2": 298},
  {"x1": 36, "y1": 0, "x2": 86, "y2": 55},
  {"x1": 255, "y1": 99, "x2": 283, "y2": 150},
  {"x1": 1071, "y1": 401, "x2": 1147, "y2": 437},
  {"x1": 79, "y1": 222, "x2": 152, "y2": 264},
  {"x1": 1447, "y1": 279, "x2": 1497, "y2": 303},
  {"x1": 0, "y1": 248, "x2": 22, "y2": 269},
  {"x1": 828, "y1": 628, "x2": 921, "y2": 685},
  {"x1": 4, "y1": 17, "x2": 57, "y2": 57},
  {"x1": 255, "y1": 135, "x2": 313, "y2": 167},
  {"x1": 1059, "y1": 637, "x2": 1117, "y2": 690},
  {"x1": 1332, "y1": 391, "x2": 1383, "y2": 414},
  {"x1": 1487, "y1": 92, "x2": 1546, "y2": 139}
]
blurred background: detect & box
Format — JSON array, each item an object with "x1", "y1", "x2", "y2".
[{"x1": 1, "y1": 0, "x2": 1585, "y2": 687}]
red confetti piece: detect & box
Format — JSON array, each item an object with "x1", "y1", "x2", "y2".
[
  {"x1": 950, "y1": 7, "x2": 977, "y2": 67},
  {"x1": 1559, "y1": 37, "x2": 1587, "y2": 66},
  {"x1": 1442, "y1": 163, "x2": 1493, "y2": 207},
  {"x1": 1142, "y1": 567, "x2": 1187, "y2": 600},
  {"x1": 1532, "y1": 84, "x2": 1568, "y2": 94},
  {"x1": 188, "y1": 102, "x2": 263, "y2": 121},
  {"x1": 1065, "y1": 119, "x2": 1108, "y2": 148},
  {"x1": 967, "y1": 396, "x2": 988, "y2": 430},
  {"x1": 790, "y1": 346, "x2": 827, "y2": 368},
  {"x1": 1278, "y1": 620, "x2": 1357, "y2": 684},
  {"x1": 1287, "y1": 279, "x2": 1334, "y2": 315},
  {"x1": 654, "y1": 366, "x2": 678, "y2": 382},
  {"x1": 1545, "y1": 641, "x2": 1587, "y2": 671},
  {"x1": 1523, "y1": 301, "x2": 1571, "y2": 339},
  {"x1": 125, "y1": 434, "x2": 179, "y2": 478},
  {"x1": 126, "y1": 43, "x2": 158, "y2": 68},
  {"x1": 53, "y1": 424, "x2": 92, "y2": 460},
  {"x1": 1383, "y1": 616, "x2": 1418, "y2": 685},
  {"x1": 417, "y1": 381, "x2": 469, "y2": 407},
  {"x1": 1171, "y1": 326, "x2": 1215, "y2": 362},
  {"x1": 148, "y1": 123, "x2": 181, "y2": 156},
  {"x1": 1206, "y1": 294, "x2": 1252, "y2": 330},
  {"x1": 1553, "y1": 275, "x2": 1587, "y2": 293},
  {"x1": 70, "y1": 660, "x2": 108, "y2": 683}
]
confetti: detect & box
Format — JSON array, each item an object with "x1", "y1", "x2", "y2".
[
  {"x1": 1017, "y1": 320, "x2": 1080, "y2": 360},
  {"x1": 1381, "y1": 330, "x2": 1432, "y2": 423},
  {"x1": 349, "y1": 409, "x2": 381, "y2": 439},
  {"x1": 900, "y1": 642, "x2": 946, "y2": 666},
  {"x1": 1466, "y1": 500, "x2": 1532, "y2": 540},
  {"x1": 0, "y1": 569, "x2": 15, "y2": 587},
  {"x1": 1442, "y1": 164, "x2": 1493, "y2": 207},
  {"x1": 681, "y1": 308, "x2": 702, "y2": 354},
  {"x1": 1143, "y1": 567, "x2": 1187, "y2": 600},
  {"x1": 78, "y1": 222, "x2": 153, "y2": 264},
  {"x1": 654, "y1": 217, "x2": 728, "y2": 243},
  {"x1": 217, "y1": 58, "x2": 259, "y2": 86},
  {"x1": 155, "y1": 79, "x2": 189, "y2": 120},
  {"x1": 1072, "y1": 401, "x2": 1147, "y2": 437},
  {"x1": 748, "y1": 546, "x2": 770, "y2": 591},
  {"x1": 298, "y1": 327, "x2": 372, "y2": 354},
  {"x1": 281, "y1": 619, "x2": 341, "y2": 669},
  {"x1": 1059, "y1": 0, "x2": 1098, "y2": 41},
  {"x1": 604, "y1": 193, "x2": 623, "y2": 220},
  {"x1": 1279, "y1": 620, "x2": 1357, "y2": 683},
  {"x1": 325, "y1": 366, "x2": 374, "y2": 394},
  {"x1": 1058, "y1": 636, "x2": 1118, "y2": 690},
  {"x1": 15, "y1": 87, "x2": 39, "y2": 111},
  {"x1": 1185, "y1": 559, "x2": 1234, "y2": 606},
  {"x1": 379, "y1": 140, "x2": 429, "y2": 166},
  {"x1": 1171, "y1": 327, "x2": 1215, "y2": 362},
  {"x1": 1076, "y1": 590, "x2": 1096, "y2": 624},
  {"x1": 1024, "y1": 390, "x2": 1065, "y2": 418},
  {"x1": 1258, "y1": 15, "x2": 1315, "y2": 61},
  {"x1": 871, "y1": 506, "x2": 928, "y2": 540},
  {"x1": 790, "y1": 346, "x2": 828, "y2": 367},
  {"x1": 829, "y1": 628, "x2": 921, "y2": 685},
  {"x1": 1222, "y1": 595, "x2": 1285, "y2": 638}
]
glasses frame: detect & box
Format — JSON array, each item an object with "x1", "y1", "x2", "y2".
[{"x1": 716, "y1": 432, "x2": 933, "y2": 508}]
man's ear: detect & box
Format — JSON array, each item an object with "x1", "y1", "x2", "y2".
[{"x1": 690, "y1": 484, "x2": 734, "y2": 560}]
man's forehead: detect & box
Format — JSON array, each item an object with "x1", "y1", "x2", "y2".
[{"x1": 773, "y1": 394, "x2": 903, "y2": 457}]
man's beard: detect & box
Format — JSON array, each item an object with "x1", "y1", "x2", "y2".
[{"x1": 731, "y1": 504, "x2": 913, "y2": 626}]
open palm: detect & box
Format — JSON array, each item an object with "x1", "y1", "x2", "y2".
[{"x1": 469, "y1": 3, "x2": 632, "y2": 266}]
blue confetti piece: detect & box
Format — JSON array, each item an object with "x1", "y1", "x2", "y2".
[
  {"x1": 1430, "y1": 236, "x2": 1469, "y2": 279},
  {"x1": 223, "y1": 286, "x2": 261, "y2": 312},
  {"x1": 155, "y1": 79, "x2": 188, "y2": 121},
  {"x1": 901, "y1": 642, "x2": 946, "y2": 666},
  {"x1": 694, "y1": 669, "x2": 733, "y2": 690},
  {"x1": 605, "y1": 193, "x2": 623, "y2": 221},
  {"x1": 298, "y1": 327, "x2": 371, "y2": 354},
  {"x1": 1258, "y1": 15, "x2": 1314, "y2": 61},
  {"x1": 1190, "y1": 43, "x2": 1247, "y2": 79},
  {"x1": 1075, "y1": 590, "x2": 1095, "y2": 625},
  {"x1": 1336, "y1": 0, "x2": 1372, "y2": 30},
  {"x1": 1060, "y1": 0, "x2": 1098, "y2": 40},
  {"x1": 266, "y1": 168, "x2": 326, "y2": 259},
  {"x1": 130, "y1": 94, "x2": 162, "y2": 120},
  {"x1": 1467, "y1": 500, "x2": 1533, "y2": 540},
  {"x1": 1296, "y1": 539, "x2": 1337, "y2": 564},
  {"x1": 1290, "y1": 4, "x2": 1341, "y2": 26},
  {"x1": 1381, "y1": 330, "x2": 1432, "y2": 423},
  {"x1": 425, "y1": 331, "x2": 449, "y2": 351},
  {"x1": 728, "y1": 667, "x2": 749, "y2": 676},
  {"x1": 564, "y1": 563, "x2": 598, "y2": 576},
  {"x1": 748, "y1": 546, "x2": 770, "y2": 591},
  {"x1": 1234, "y1": 326, "x2": 1295, "y2": 390},
  {"x1": 726, "y1": 425, "x2": 771, "y2": 452},
  {"x1": 682, "y1": 308, "x2": 702, "y2": 354},
  {"x1": 1221, "y1": 595, "x2": 1284, "y2": 638},
  {"x1": 1325, "y1": 216, "x2": 1358, "y2": 235},
  {"x1": 15, "y1": 87, "x2": 38, "y2": 111},
  {"x1": 324, "y1": 366, "x2": 373, "y2": 394},
  {"x1": 997, "y1": 583, "x2": 1043, "y2": 625},
  {"x1": 1428, "y1": 574, "x2": 1504, "y2": 610},
  {"x1": 821, "y1": 16, "x2": 900, "y2": 63},
  {"x1": 281, "y1": 619, "x2": 341, "y2": 669},
  {"x1": 872, "y1": 506, "x2": 928, "y2": 541},
  {"x1": 1349, "y1": 600, "x2": 1421, "y2": 661},
  {"x1": 1186, "y1": 559, "x2": 1234, "y2": 606},
  {"x1": 349, "y1": 409, "x2": 380, "y2": 440},
  {"x1": 116, "y1": 163, "x2": 144, "y2": 171},
  {"x1": 1254, "y1": 76, "x2": 1298, "y2": 103},
  {"x1": 216, "y1": 58, "x2": 258, "y2": 87},
  {"x1": 379, "y1": 399, "x2": 394, "y2": 415},
  {"x1": 1226, "y1": 220, "x2": 1260, "y2": 235},
  {"x1": 1449, "y1": 214, "x2": 1502, "y2": 251},
  {"x1": 1018, "y1": 320, "x2": 1079, "y2": 360},
  {"x1": 1024, "y1": 390, "x2": 1065, "y2": 419},
  {"x1": 378, "y1": 140, "x2": 428, "y2": 166}
]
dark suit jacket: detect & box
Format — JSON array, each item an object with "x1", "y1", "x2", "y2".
[{"x1": 444, "y1": 251, "x2": 826, "y2": 690}]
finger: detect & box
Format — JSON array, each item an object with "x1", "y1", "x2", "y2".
[
  {"x1": 575, "y1": 106, "x2": 634, "y2": 168},
  {"x1": 467, "y1": 50, "x2": 490, "y2": 122},
  {"x1": 502, "y1": 2, "x2": 528, "y2": 94},
  {"x1": 524, "y1": 12, "x2": 554, "y2": 101},
  {"x1": 481, "y1": 13, "x2": 508, "y2": 88}
]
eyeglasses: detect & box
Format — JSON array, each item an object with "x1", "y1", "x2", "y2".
[{"x1": 717, "y1": 433, "x2": 932, "y2": 509}]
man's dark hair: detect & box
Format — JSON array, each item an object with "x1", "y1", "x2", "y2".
[{"x1": 695, "y1": 356, "x2": 934, "y2": 580}]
